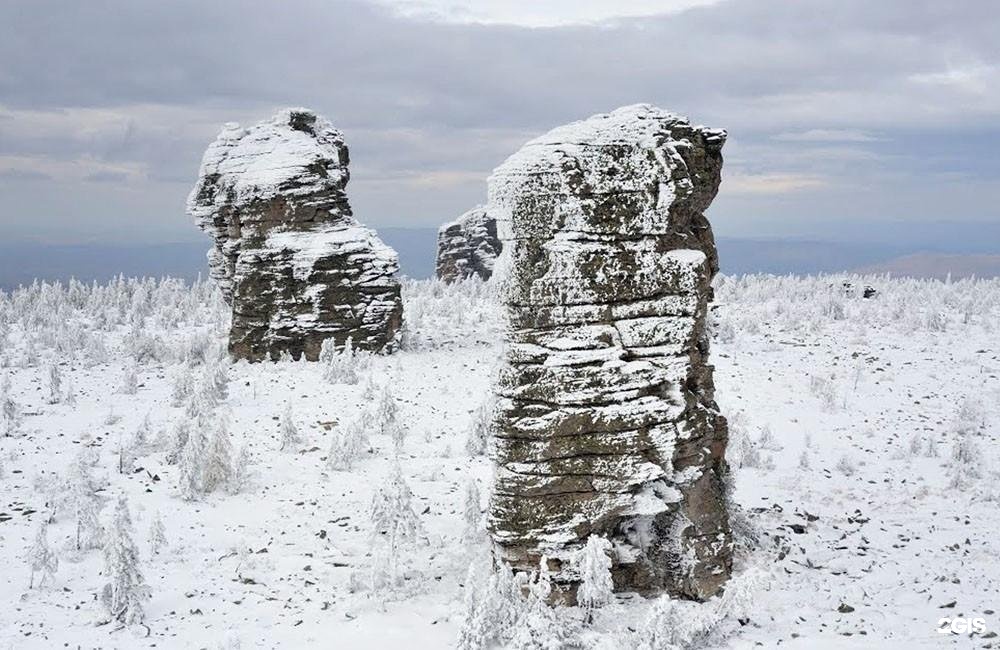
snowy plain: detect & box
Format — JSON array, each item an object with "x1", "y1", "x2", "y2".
[{"x1": 1, "y1": 274, "x2": 998, "y2": 649}]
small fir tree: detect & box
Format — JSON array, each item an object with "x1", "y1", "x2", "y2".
[
  {"x1": 27, "y1": 520, "x2": 59, "y2": 589},
  {"x1": 279, "y1": 404, "x2": 301, "y2": 451},
  {"x1": 101, "y1": 494, "x2": 150, "y2": 626},
  {"x1": 148, "y1": 512, "x2": 167, "y2": 556},
  {"x1": 47, "y1": 363, "x2": 62, "y2": 404},
  {"x1": 575, "y1": 534, "x2": 615, "y2": 620}
]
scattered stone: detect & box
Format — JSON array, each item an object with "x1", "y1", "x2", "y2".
[
  {"x1": 486, "y1": 104, "x2": 732, "y2": 603},
  {"x1": 188, "y1": 108, "x2": 403, "y2": 361}
]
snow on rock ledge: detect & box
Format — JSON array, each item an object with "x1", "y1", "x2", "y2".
[
  {"x1": 187, "y1": 108, "x2": 402, "y2": 361},
  {"x1": 435, "y1": 206, "x2": 502, "y2": 282},
  {"x1": 486, "y1": 104, "x2": 732, "y2": 602}
]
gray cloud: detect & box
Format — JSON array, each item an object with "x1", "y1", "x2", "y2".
[{"x1": 0, "y1": 0, "x2": 997, "y2": 243}]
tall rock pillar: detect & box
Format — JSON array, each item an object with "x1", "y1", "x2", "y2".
[
  {"x1": 187, "y1": 108, "x2": 403, "y2": 361},
  {"x1": 487, "y1": 105, "x2": 732, "y2": 602}
]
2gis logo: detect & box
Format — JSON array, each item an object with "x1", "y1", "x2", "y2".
[{"x1": 937, "y1": 616, "x2": 987, "y2": 635}]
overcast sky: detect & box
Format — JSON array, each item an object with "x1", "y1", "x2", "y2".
[{"x1": 0, "y1": 0, "x2": 997, "y2": 245}]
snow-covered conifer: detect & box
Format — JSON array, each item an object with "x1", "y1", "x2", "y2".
[
  {"x1": 227, "y1": 444, "x2": 251, "y2": 495},
  {"x1": 279, "y1": 404, "x2": 301, "y2": 451},
  {"x1": 368, "y1": 463, "x2": 424, "y2": 587},
  {"x1": 27, "y1": 520, "x2": 59, "y2": 589},
  {"x1": 47, "y1": 363, "x2": 62, "y2": 404},
  {"x1": 202, "y1": 416, "x2": 233, "y2": 493},
  {"x1": 457, "y1": 561, "x2": 522, "y2": 650},
  {"x1": 171, "y1": 367, "x2": 194, "y2": 407},
  {"x1": 66, "y1": 452, "x2": 104, "y2": 550},
  {"x1": 462, "y1": 478, "x2": 483, "y2": 544},
  {"x1": 465, "y1": 394, "x2": 494, "y2": 457},
  {"x1": 508, "y1": 557, "x2": 571, "y2": 650},
  {"x1": 119, "y1": 361, "x2": 139, "y2": 395},
  {"x1": 323, "y1": 337, "x2": 360, "y2": 384},
  {"x1": 63, "y1": 375, "x2": 77, "y2": 406},
  {"x1": 101, "y1": 494, "x2": 150, "y2": 626},
  {"x1": 326, "y1": 418, "x2": 368, "y2": 471},
  {"x1": 148, "y1": 512, "x2": 167, "y2": 556},
  {"x1": 1, "y1": 376, "x2": 22, "y2": 437},
  {"x1": 575, "y1": 534, "x2": 614, "y2": 619},
  {"x1": 178, "y1": 426, "x2": 207, "y2": 500},
  {"x1": 116, "y1": 433, "x2": 136, "y2": 475}
]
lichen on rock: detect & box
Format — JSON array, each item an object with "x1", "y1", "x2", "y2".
[
  {"x1": 435, "y1": 206, "x2": 502, "y2": 282},
  {"x1": 486, "y1": 104, "x2": 732, "y2": 602},
  {"x1": 187, "y1": 108, "x2": 402, "y2": 361}
]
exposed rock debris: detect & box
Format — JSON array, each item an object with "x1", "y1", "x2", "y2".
[
  {"x1": 486, "y1": 104, "x2": 732, "y2": 603},
  {"x1": 187, "y1": 108, "x2": 402, "y2": 361},
  {"x1": 435, "y1": 206, "x2": 502, "y2": 282}
]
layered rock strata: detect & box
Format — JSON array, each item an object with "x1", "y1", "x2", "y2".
[
  {"x1": 486, "y1": 104, "x2": 732, "y2": 602},
  {"x1": 435, "y1": 206, "x2": 502, "y2": 282},
  {"x1": 187, "y1": 109, "x2": 402, "y2": 361}
]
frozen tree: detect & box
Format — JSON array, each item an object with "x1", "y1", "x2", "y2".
[
  {"x1": 165, "y1": 420, "x2": 190, "y2": 465},
  {"x1": 798, "y1": 449, "x2": 811, "y2": 470},
  {"x1": 27, "y1": 520, "x2": 59, "y2": 589},
  {"x1": 65, "y1": 452, "x2": 105, "y2": 550},
  {"x1": 101, "y1": 494, "x2": 150, "y2": 626},
  {"x1": 326, "y1": 418, "x2": 368, "y2": 471},
  {"x1": 227, "y1": 444, "x2": 251, "y2": 495},
  {"x1": 133, "y1": 413, "x2": 152, "y2": 452},
  {"x1": 207, "y1": 360, "x2": 230, "y2": 403},
  {"x1": 457, "y1": 561, "x2": 523, "y2": 650},
  {"x1": 1, "y1": 376, "x2": 22, "y2": 437},
  {"x1": 367, "y1": 384, "x2": 405, "y2": 454},
  {"x1": 947, "y1": 427, "x2": 984, "y2": 490},
  {"x1": 508, "y1": 557, "x2": 572, "y2": 650},
  {"x1": 63, "y1": 375, "x2": 77, "y2": 406},
  {"x1": 575, "y1": 534, "x2": 614, "y2": 620},
  {"x1": 368, "y1": 463, "x2": 424, "y2": 588},
  {"x1": 279, "y1": 404, "x2": 301, "y2": 451},
  {"x1": 148, "y1": 512, "x2": 167, "y2": 556},
  {"x1": 202, "y1": 416, "x2": 233, "y2": 493},
  {"x1": 116, "y1": 433, "x2": 136, "y2": 475},
  {"x1": 322, "y1": 337, "x2": 360, "y2": 384},
  {"x1": 462, "y1": 478, "x2": 484, "y2": 544},
  {"x1": 361, "y1": 373, "x2": 380, "y2": 400},
  {"x1": 47, "y1": 363, "x2": 62, "y2": 404},
  {"x1": 465, "y1": 394, "x2": 494, "y2": 457},
  {"x1": 178, "y1": 427, "x2": 207, "y2": 500},
  {"x1": 119, "y1": 361, "x2": 139, "y2": 395},
  {"x1": 171, "y1": 367, "x2": 194, "y2": 407}
]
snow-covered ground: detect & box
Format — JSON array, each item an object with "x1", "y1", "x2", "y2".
[{"x1": 1, "y1": 274, "x2": 998, "y2": 649}]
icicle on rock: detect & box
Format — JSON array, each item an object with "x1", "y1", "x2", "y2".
[
  {"x1": 187, "y1": 108, "x2": 403, "y2": 361},
  {"x1": 486, "y1": 104, "x2": 732, "y2": 603},
  {"x1": 435, "y1": 206, "x2": 502, "y2": 282}
]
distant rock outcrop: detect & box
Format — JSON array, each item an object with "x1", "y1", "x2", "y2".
[
  {"x1": 486, "y1": 105, "x2": 732, "y2": 602},
  {"x1": 435, "y1": 206, "x2": 501, "y2": 282},
  {"x1": 187, "y1": 108, "x2": 402, "y2": 361}
]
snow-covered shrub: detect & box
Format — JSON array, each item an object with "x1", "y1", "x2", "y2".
[
  {"x1": 326, "y1": 418, "x2": 369, "y2": 471},
  {"x1": 466, "y1": 392, "x2": 495, "y2": 457},
  {"x1": 457, "y1": 561, "x2": 523, "y2": 650},
  {"x1": 636, "y1": 567, "x2": 769, "y2": 650}
]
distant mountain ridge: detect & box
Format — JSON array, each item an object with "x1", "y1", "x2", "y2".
[{"x1": 1, "y1": 230, "x2": 997, "y2": 290}]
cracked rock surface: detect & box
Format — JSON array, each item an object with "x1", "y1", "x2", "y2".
[
  {"x1": 435, "y1": 206, "x2": 502, "y2": 282},
  {"x1": 486, "y1": 104, "x2": 732, "y2": 602},
  {"x1": 188, "y1": 108, "x2": 402, "y2": 361}
]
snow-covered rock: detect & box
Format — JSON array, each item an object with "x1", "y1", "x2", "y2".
[
  {"x1": 435, "y1": 206, "x2": 502, "y2": 282},
  {"x1": 486, "y1": 104, "x2": 732, "y2": 602},
  {"x1": 187, "y1": 108, "x2": 402, "y2": 361}
]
